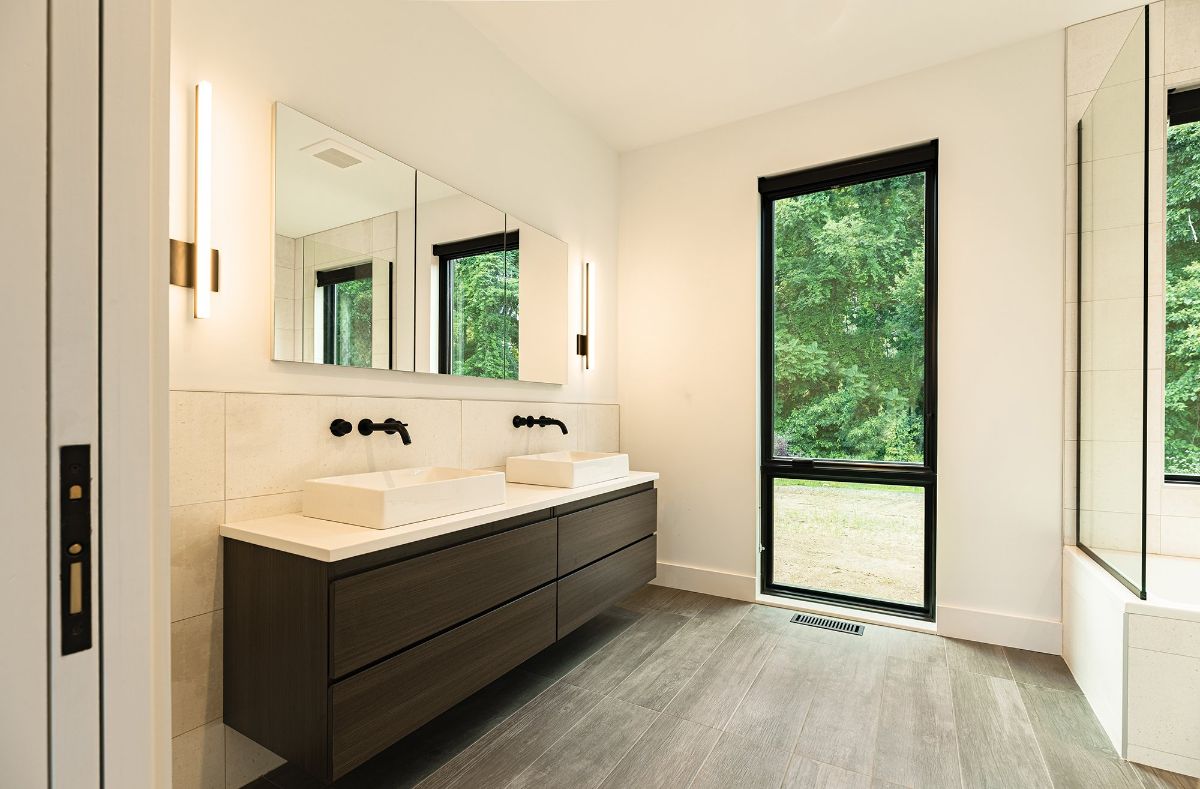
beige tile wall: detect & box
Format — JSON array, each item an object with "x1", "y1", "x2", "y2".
[
  {"x1": 272, "y1": 235, "x2": 300, "y2": 362},
  {"x1": 169, "y1": 389, "x2": 619, "y2": 788}
]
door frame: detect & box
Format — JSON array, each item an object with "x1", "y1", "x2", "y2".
[
  {"x1": 0, "y1": 0, "x2": 171, "y2": 785},
  {"x1": 758, "y1": 141, "x2": 939, "y2": 621}
]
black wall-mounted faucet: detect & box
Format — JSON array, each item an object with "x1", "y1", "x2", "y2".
[
  {"x1": 513, "y1": 414, "x2": 568, "y2": 435},
  {"x1": 358, "y1": 418, "x2": 412, "y2": 444},
  {"x1": 330, "y1": 418, "x2": 412, "y2": 444}
]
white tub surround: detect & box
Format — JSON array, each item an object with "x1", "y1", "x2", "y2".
[
  {"x1": 221, "y1": 472, "x2": 658, "y2": 562},
  {"x1": 1064, "y1": 546, "x2": 1200, "y2": 778}
]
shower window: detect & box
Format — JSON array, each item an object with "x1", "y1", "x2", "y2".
[
  {"x1": 434, "y1": 230, "x2": 519, "y2": 379},
  {"x1": 1164, "y1": 87, "x2": 1200, "y2": 481},
  {"x1": 316, "y1": 262, "x2": 375, "y2": 368},
  {"x1": 759, "y1": 142, "x2": 937, "y2": 619}
]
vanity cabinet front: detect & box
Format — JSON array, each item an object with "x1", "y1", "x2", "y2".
[
  {"x1": 330, "y1": 517, "x2": 557, "y2": 677},
  {"x1": 223, "y1": 482, "x2": 656, "y2": 783}
]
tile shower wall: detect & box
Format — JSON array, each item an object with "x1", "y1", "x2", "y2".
[
  {"x1": 272, "y1": 235, "x2": 300, "y2": 362},
  {"x1": 1064, "y1": 0, "x2": 1200, "y2": 557},
  {"x1": 168, "y1": 389, "x2": 619, "y2": 788},
  {"x1": 299, "y1": 213, "x2": 398, "y2": 368}
]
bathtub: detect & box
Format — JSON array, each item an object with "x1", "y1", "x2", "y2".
[{"x1": 1063, "y1": 546, "x2": 1200, "y2": 779}]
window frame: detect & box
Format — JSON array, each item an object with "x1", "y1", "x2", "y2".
[
  {"x1": 1164, "y1": 87, "x2": 1200, "y2": 485},
  {"x1": 758, "y1": 141, "x2": 939, "y2": 620},
  {"x1": 433, "y1": 230, "x2": 518, "y2": 376},
  {"x1": 315, "y1": 261, "x2": 379, "y2": 367}
]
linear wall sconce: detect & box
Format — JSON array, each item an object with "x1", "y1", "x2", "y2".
[
  {"x1": 576, "y1": 260, "x2": 591, "y2": 369},
  {"x1": 170, "y1": 80, "x2": 220, "y2": 318}
]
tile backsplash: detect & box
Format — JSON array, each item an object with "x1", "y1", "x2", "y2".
[{"x1": 169, "y1": 389, "x2": 619, "y2": 788}]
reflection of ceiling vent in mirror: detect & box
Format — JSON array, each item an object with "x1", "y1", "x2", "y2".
[{"x1": 300, "y1": 138, "x2": 368, "y2": 169}]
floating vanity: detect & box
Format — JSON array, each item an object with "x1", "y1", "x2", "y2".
[{"x1": 220, "y1": 471, "x2": 658, "y2": 783}]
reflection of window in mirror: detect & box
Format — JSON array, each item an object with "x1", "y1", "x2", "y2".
[
  {"x1": 432, "y1": 231, "x2": 519, "y2": 379},
  {"x1": 1166, "y1": 87, "x2": 1200, "y2": 480},
  {"x1": 314, "y1": 261, "x2": 392, "y2": 369}
]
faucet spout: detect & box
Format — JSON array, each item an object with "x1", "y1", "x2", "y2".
[
  {"x1": 512, "y1": 414, "x2": 568, "y2": 435},
  {"x1": 358, "y1": 418, "x2": 412, "y2": 444},
  {"x1": 538, "y1": 415, "x2": 568, "y2": 435}
]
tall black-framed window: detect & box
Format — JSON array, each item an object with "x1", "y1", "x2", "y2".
[
  {"x1": 434, "y1": 230, "x2": 519, "y2": 379},
  {"x1": 759, "y1": 141, "x2": 938, "y2": 620},
  {"x1": 316, "y1": 260, "x2": 389, "y2": 368},
  {"x1": 1164, "y1": 87, "x2": 1200, "y2": 483}
]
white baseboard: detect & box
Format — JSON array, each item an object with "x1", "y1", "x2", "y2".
[
  {"x1": 937, "y1": 603, "x2": 1062, "y2": 654},
  {"x1": 1128, "y1": 744, "x2": 1200, "y2": 779},
  {"x1": 652, "y1": 560, "x2": 757, "y2": 602}
]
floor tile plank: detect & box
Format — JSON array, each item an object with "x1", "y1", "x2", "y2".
[
  {"x1": 1005, "y1": 648, "x2": 1080, "y2": 692},
  {"x1": 783, "y1": 755, "x2": 873, "y2": 789},
  {"x1": 1019, "y1": 684, "x2": 1142, "y2": 789},
  {"x1": 949, "y1": 669, "x2": 1052, "y2": 789},
  {"x1": 521, "y1": 607, "x2": 641, "y2": 681},
  {"x1": 945, "y1": 638, "x2": 1013, "y2": 680},
  {"x1": 793, "y1": 644, "x2": 888, "y2": 775},
  {"x1": 562, "y1": 610, "x2": 689, "y2": 694},
  {"x1": 689, "y1": 730, "x2": 791, "y2": 789},
  {"x1": 507, "y1": 697, "x2": 657, "y2": 789},
  {"x1": 415, "y1": 682, "x2": 603, "y2": 789},
  {"x1": 661, "y1": 616, "x2": 780, "y2": 730},
  {"x1": 618, "y1": 584, "x2": 684, "y2": 614},
  {"x1": 653, "y1": 588, "x2": 720, "y2": 617},
  {"x1": 873, "y1": 656, "x2": 961, "y2": 788},
  {"x1": 724, "y1": 637, "x2": 827, "y2": 752},
  {"x1": 611, "y1": 597, "x2": 750, "y2": 711},
  {"x1": 330, "y1": 669, "x2": 555, "y2": 788},
  {"x1": 885, "y1": 627, "x2": 947, "y2": 666},
  {"x1": 596, "y1": 714, "x2": 720, "y2": 789}
]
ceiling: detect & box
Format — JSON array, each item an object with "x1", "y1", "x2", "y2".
[
  {"x1": 452, "y1": 0, "x2": 1141, "y2": 151},
  {"x1": 276, "y1": 104, "x2": 465, "y2": 238}
]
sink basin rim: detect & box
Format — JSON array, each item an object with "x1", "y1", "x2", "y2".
[
  {"x1": 305, "y1": 466, "x2": 500, "y2": 491},
  {"x1": 302, "y1": 466, "x2": 506, "y2": 530},
  {"x1": 505, "y1": 451, "x2": 630, "y2": 489}
]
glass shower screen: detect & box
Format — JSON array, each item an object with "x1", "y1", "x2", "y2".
[{"x1": 1076, "y1": 7, "x2": 1149, "y2": 598}]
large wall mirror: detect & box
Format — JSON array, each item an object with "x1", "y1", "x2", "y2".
[{"x1": 273, "y1": 103, "x2": 568, "y2": 384}]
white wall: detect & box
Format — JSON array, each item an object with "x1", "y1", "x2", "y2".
[
  {"x1": 169, "y1": 0, "x2": 616, "y2": 402},
  {"x1": 618, "y1": 34, "x2": 1067, "y2": 649}
]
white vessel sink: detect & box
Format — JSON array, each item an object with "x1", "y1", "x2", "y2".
[
  {"x1": 505, "y1": 451, "x2": 630, "y2": 488},
  {"x1": 302, "y1": 467, "x2": 506, "y2": 529}
]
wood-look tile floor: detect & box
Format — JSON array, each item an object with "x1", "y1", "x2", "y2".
[{"x1": 259, "y1": 586, "x2": 1199, "y2": 789}]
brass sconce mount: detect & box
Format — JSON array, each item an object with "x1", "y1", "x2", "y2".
[{"x1": 169, "y1": 239, "x2": 220, "y2": 292}]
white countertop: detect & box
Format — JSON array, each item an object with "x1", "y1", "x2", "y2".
[{"x1": 219, "y1": 471, "x2": 659, "y2": 562}]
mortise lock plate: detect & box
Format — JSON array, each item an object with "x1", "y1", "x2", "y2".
[{"x1": 60, "y1": 445, "x2": 92, "y2": 655}]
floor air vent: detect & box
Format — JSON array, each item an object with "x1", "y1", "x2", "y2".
[{"x1": 790, "y1": 613, "x2": 864, "y2": 635}]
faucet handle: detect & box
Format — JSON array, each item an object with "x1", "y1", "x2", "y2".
[{"x1": 330, "y1": 418, "x2": 353, "y2": 437}]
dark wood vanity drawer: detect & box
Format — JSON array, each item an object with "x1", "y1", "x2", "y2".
[
  {"x1": 330, "y1": 585, "x2": 556, "y2": 779},
  {"x1": 558, "y1": 535, "x2": 656, "y2": 638},
  {"x1": 557, "y1": 488, "x2": 657, "y2": 575},
  {"x1": 330, "y1": 518, "x2": 557, "y2": 677}
]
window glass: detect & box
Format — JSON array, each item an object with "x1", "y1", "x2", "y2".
[
  {"x1": 447, "y1": 248, "x2": 519, "y2": 379},
  {"x1": 771, "y1": 173, "x2": 926, "y2": 463},
  {"x1": 1165, "y1": 114, "x2": 1200, "y2": 474}
]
